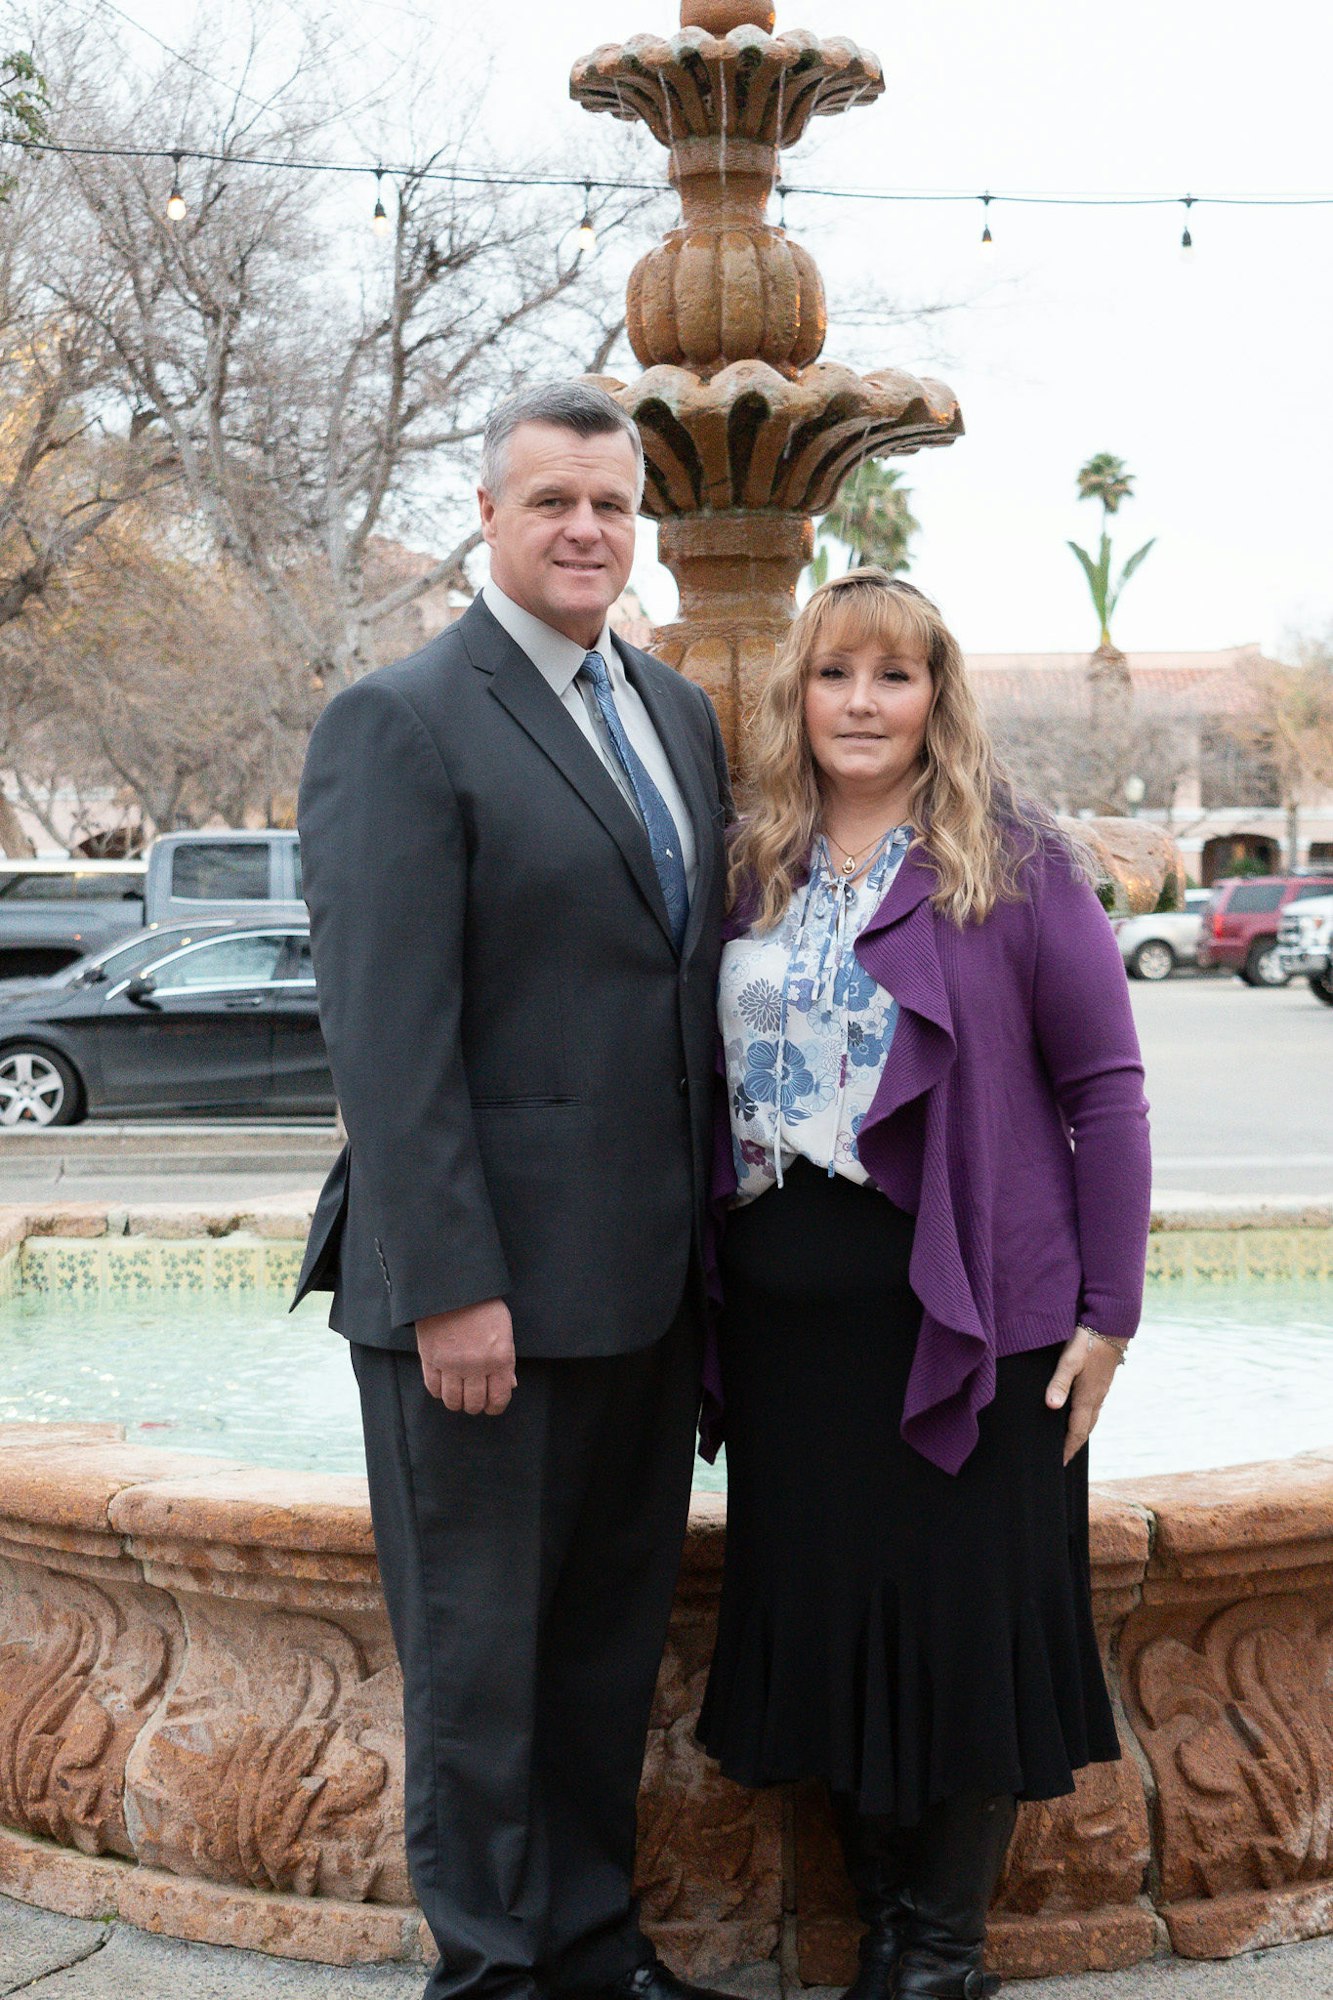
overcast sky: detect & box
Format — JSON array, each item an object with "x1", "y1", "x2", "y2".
[{"x1": 106, "y1": 0, "x2": 1333, "y2": 658}]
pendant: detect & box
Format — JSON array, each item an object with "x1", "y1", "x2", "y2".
[{"x1": 843, "y1": 854, "x2": 856, "y2": 875}]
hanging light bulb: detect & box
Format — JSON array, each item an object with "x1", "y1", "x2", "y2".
[
  {"x1": 980, "y1": 192, "x2": 993, "y2": 249},
  {"x1": 576, "y1": 183, "x2": 596, "y2": 256},
  {"x1": 1179, "y1": 195, "x2": 1194, "y2": 260},
  {"x1": 372, "y1": 167, "x2": 390, "y2": 237},
  {"x1": 165, "y1": 151, "x2": 186, "y2": 223}
]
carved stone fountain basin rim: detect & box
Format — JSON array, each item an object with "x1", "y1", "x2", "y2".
[{"x1": 3, "y1": 1422, "x2": 1333, "y2": 1969}]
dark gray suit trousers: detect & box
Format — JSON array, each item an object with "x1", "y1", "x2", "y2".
[{"x1": 352, "y1": 1305, "x2": 701, "y2": 2000}]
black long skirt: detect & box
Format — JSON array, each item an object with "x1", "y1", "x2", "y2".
[{"x1": 696, "y1": 1159, "x2": 1120, "y2": 1826}]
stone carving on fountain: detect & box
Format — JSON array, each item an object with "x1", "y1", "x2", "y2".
[
  {"x1": 1113, "y1": 1453, "x2": 1333, "y2": 1959},
  {"x1": 571, "y1": 0, "x2": 962, "y2": 762},
  {"x1": 112, "y1": 1466, "x2": 412, "y2": 1910},
  {"x1": 0, "y1": 1557, "x2": 181, "y2": 1858},
  {"x1": 125, "y1": 1600, "x2": 408, "y2": 1903}
]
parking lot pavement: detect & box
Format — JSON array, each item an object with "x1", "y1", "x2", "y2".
[
  {"x1": 0, "y1": 1120, "x2": 337, "y2": 1210},
  {"x1": 1129, "y1": 973, "x2": 1333, "y2": 1204}
]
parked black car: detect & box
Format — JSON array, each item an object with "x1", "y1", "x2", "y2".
[
  {"x1": 0, "y1": 919, "x2": 236, "y2": 1004},
  {"x1": 0, "y1": 924, "x2": 332, "y2": 1125}
]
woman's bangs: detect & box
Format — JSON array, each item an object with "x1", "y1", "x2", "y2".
[{"x1": 806, "y1": 586, "x2": 936, "y2": 669}]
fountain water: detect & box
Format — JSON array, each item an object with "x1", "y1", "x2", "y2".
[{"x1": 570, "y1": 0, "x2": 962, "y2": 769}]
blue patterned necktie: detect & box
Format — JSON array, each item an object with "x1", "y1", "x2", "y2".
[{"x1": 580, "y1": 650, "x2": 690, "y2": 951}]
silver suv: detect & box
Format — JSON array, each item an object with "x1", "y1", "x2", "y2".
[{"x1": 1277, "y1": 893, "x2": 1333, "y2": 1005}]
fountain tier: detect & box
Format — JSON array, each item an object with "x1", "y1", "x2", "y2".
[{"x1": 572, "y1": 4, "x2": 962, "y2": 763}]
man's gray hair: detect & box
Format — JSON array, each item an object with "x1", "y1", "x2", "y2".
[{"x1": 480, "y1": 381, "x2": 645, "y2": 507}]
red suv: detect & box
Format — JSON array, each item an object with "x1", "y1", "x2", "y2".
[{"x1": 1197, "y1": 874, "x2": 1333, "y2": 985}]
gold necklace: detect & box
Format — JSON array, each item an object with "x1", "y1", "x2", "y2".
[{"x1": 824, "y1": 826, "x2": 897, "y2": 878}]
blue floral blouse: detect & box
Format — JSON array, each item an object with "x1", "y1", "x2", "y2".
[{"x1": 719, "y1": 828, "x2": 912, "y2": 1204}]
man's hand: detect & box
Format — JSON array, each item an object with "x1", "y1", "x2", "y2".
[{"x1": 416, "y1": 1299, "x2": 516, "y2": 1416}]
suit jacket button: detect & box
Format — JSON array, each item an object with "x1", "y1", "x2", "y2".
[{"x1": 677, "y1": 1076, "x2": 688, "y2": 1095}]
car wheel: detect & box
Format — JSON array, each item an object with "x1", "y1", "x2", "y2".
[
  {"x1": 1309, "y1": 969, "x2": 1333, "y2": 1007},
  {"x1": 1131, "y1": 939, "x2": 1175, "y2": 981},
  {"x1": 1242, "y1": 941, "x2": 1290, "y2": 988},
  {"x1": 0, "y1": 1046, "x2": 84, "y2": 1127}
]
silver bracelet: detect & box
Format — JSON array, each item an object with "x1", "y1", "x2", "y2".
[{"x1": 1078, "y1": 1324, "x2": 1129, "y2": 1365}]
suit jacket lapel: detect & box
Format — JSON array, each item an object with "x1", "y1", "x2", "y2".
[
  {"x1": 459, "y1": 600, "x2": 675, "y2": 947},
  {"x1": 616, "y1": 637, "x2": 718, "y2": 959}
]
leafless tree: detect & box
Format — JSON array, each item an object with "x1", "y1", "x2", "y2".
[
  {"x1": 29, "y1": 4, "x2": 655, "y2": 691},
  {"x1": 980, "y1": 674, "x2": 1195, "y2": 820},
  {"x1": 1, "y1": 475, "x2": 324, "y2": 839},
  {"x1": 1244, "y1": 630, "x2": 1333, "y2": 865},
  {"x1": 0, "y1": 160, "x2": 176, "y2": 642}
]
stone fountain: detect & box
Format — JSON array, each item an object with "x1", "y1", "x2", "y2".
[
  {"x1": 571, "y1": 0, "x2": 963, "y2": 764},
  {"x1": 570, "y1": 1, "x2": 1182, "y2": 911},
  {"x1": 2, "y1": 1193, "x2": 1333, "y2": 1978}
]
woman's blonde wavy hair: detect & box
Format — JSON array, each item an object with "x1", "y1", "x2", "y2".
[{"x1": 729, "y1": 567, "x2": 1085, "y2": 930}]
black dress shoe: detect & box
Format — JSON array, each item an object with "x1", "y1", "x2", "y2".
[{"x1": 595, "y1": 1959, "x2": 736, "y2": 2000}]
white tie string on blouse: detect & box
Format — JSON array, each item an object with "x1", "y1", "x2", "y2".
[{"x1": 718, "y1": 827, "x2": 913, "y2": 1205}]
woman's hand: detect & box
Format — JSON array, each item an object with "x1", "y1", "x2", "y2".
[{"x1": 1045, "y1": 1330, "x2": 1127, "y2": 1465}]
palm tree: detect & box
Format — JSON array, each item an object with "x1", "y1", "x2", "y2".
[
  {"x1": 1075, "y1": 452, "x2": 1135, "y2": 516},
  {"x1": 809, "y1": 461, "x2": 920, "y2": 587},
  {"x1": 1068, "y1": 453, "x2": 1154, "y2": 648}
]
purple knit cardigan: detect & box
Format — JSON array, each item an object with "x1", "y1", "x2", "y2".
[{"x1": 703, "y1": 837, "x2": 1152, "y2": 1476}]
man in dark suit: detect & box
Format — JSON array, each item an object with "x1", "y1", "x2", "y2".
[{"x1": 294, "y1": 382, "x2": 731, "y2": 2000}]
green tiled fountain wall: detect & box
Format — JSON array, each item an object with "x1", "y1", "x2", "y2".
[
  {"x1": 1144, "y1": 1227, "x2": 1333, "y2": 1280},
  {"x1": 1, "y1": 1229, "x2": 1331, "y2": 1307},
  {"x1": 7, "y1": 1236, "x2": 305, "y2": 1299}
]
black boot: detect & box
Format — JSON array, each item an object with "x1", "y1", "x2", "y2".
[
  {"x1": 832, "y1": 1794, "x2": 917, "y2": 2000},
  {"x1": 894, "y1": 1791, "x2": 1016, "y2": 1999}
]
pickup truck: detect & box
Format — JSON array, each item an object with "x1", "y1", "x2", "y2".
[
  {"x1": 0, "y1": 830, "x2": 304, "y2": 980},
  {"x1": 1277, "y1": 892, "x2": 1333, "y2": 1005}
]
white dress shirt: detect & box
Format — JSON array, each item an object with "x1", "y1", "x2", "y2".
[{"x1": 482, "y1": 580, "x2": 698, "y2": 896}]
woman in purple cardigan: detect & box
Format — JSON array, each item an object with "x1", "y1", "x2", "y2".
[{"x1": 696, "y1": 570, "x2": 1151, "y2": 2000}]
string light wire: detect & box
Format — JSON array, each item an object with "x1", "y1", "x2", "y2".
[{"x1": 11, "y1": 137, "x2": 1333, "y2": 218}]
